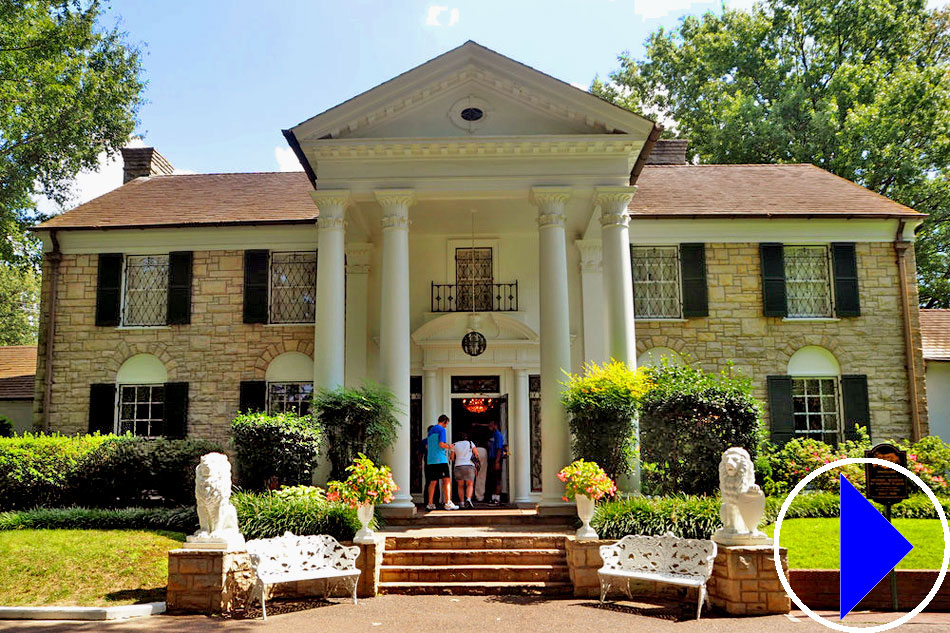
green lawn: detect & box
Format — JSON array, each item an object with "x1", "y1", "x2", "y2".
[
  {"x1": 0, "y1": 529, "x2": 185, "y2": 606},
  {"x1": 765, "y1": 519, "x2": 946, "y2": 570}
]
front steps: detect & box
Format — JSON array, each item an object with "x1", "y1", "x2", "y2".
[
  {"x1": 379, "y1": 532, "x2": 573, "y2": 595},
  {"x1": 385, "y1": 508, "x2": 572, "y2": 528}
]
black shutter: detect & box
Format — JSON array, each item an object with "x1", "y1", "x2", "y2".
[
  {"x1": 163, "y1": 382, "x2": 189, "y2": 438},
  {"x1": 680, "y1": 243, "x2": 708, "y2": 317},
  {"x1": 832, "y1": 243, "x2": 860, "y2": 317},
  {"x1": 243, "y1": 250, "x2": 269, "y2": 324},
  {"x1": 767, "y1": 375, "x2": 795, "y2": 445},
  {"x1": 760, "y1": 243, "x2": 787, "y2": 317},
  {"x1": 95, "y1": 253, "x2": 123, "y2": 326},
  {"x1": 239, "y1": 380, "x2": 267, "y2": 413},
  {"x1": 841, "y1": 375, "x2": 871, "y2": 441},
  {"x1": 167, "y1": 251, "x2": 193, "y2": 325},
  {"x1": 88, "y1": 383, "x2": 116, "y2": 434}
]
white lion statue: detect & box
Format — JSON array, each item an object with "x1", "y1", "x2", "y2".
[
  {"x1": 712, "y1": 447, "x2": 771, "y2": 546},
  {"x1": 185, "y1": 452, "x2": 245, "y2": 551}
]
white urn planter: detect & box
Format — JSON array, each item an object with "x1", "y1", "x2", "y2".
[
  {"x1": 354, "y1": 503, "x2": 376, "y2": 544},
  {"x1": 574, "y1": 494, "x2": 598, "y2": 540}
]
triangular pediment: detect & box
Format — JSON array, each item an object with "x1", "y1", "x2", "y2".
[{"x1": 288, "y1": 41, "x2": 655, "y2": 142}]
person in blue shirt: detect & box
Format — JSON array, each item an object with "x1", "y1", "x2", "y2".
[
  {"x1": 426, "y1": 415, "x2": 458, "y2": 510},
  {"x1": 486, "y1": 419, "x2": 506, "y2": 505}
]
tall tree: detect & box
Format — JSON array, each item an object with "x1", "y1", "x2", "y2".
[
  {"x1": 0, "y1": 263, "x2": 39, "y2": 345},
  {"x1": 593, "y1": 0, "x2": 950, "y2": 307},
  {"x1": 0, "y1": 0, "x2": 144, "y2": 343}
]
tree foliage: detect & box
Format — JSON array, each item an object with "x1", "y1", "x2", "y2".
[
  {"x1": 0, "y1": 263, "x2": 40, "y2": 345},
  {"x1": 593, "y1": 0, "x2": 950, "y2": 306}
]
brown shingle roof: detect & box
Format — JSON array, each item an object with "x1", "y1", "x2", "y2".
[
  {"x1": 630, "y1": 164, "x2": 923, "y2": 218},
  {"x1": 0, "y1": 346, "x2": 36, "y2": 401},
  {"x1": 36, "y1": 172, "x2": 316, "y2": 230},
  {"x1": 921, "y1": 309, "x2": 950, "y2": 361}
]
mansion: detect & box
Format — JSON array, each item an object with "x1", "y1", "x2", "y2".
[{"x1": 32, "y1": 42, "x2": 928, "y2": 509}]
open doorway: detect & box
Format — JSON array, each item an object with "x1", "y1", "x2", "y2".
[{"x1": 451, "y1": 395, "x2": 508, "y2": 505}]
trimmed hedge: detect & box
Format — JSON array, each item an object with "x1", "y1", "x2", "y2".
[
  {"x1": 0, "y1": 506, "x2": 197, "y2": 532},
  {"x1": 231, "y1": 413, "x2": 322, "y2": 490},
  {"x1": 232, "y1": 487, "x2": 366, "y2": 541}
]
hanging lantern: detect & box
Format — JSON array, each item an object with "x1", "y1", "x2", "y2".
[
  {"x1": 463, "y1": 397, "x2": 494, "y2": 414},
  {"x1": 461, "y1": 330, "x2": 487, "y2": 357}
]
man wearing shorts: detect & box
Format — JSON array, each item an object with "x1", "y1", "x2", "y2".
[{"x1": 426, "y1": 415, "x2": 458, "y2": 510}]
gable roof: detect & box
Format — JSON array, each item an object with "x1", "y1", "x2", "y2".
[
  {"x1": 0, "y1": 346, "x2": 36, "y2": 401},
  {"x1": 921, "y1": 309, "x2": 950, "y2": 361},
  {"x1": 629, "y1": 164, "x2": 923, "y2": 219},
  {"x1": 37, "y1": 172, "x2": 315, "y2": 230}
]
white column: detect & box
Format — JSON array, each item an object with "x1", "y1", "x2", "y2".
[
  {"x1": 511, "y1": 367, "x2": 533, "y2": 506},
  {"x1": 530, "y1": 187, "x2": 574, "y2": 508},
  {"x1": 376, "y1": 189, "x2": 415, "y2": 511},
  {"x1": 596, "y1": 187, "x2": 637, "y2": 366},
  {"x1": 344, "y1": 243, "x2": 372, "y2": 387},
  {"x1": 575, "y1": 239, "x2": 606, "y2": 364},
  {"x1": 422, "y1": 369, "x2": 439, "y2": 437},
  {"x1": 311, "y1": 190, "x2": 350, "y2": 390}
]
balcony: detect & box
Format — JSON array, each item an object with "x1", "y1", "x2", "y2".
[{"x1": 431, "y1": 282, "x2": 519, "y2": 312}]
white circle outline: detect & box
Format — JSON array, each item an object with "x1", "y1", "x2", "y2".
[{"x1": 773, "y1": 457, "x2": 950, "y2": 632}]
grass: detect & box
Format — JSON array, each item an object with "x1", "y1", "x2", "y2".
[
  {"x1": 0, "y1": 529, "x2": 185, "y2": 606},
  {"x1": 765, "y1": 519, "x2": 946, "y2": 570}
]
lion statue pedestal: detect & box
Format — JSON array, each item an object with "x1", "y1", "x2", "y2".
[
  {"x1": 184, "y1": 452, "x2": 246, "y2": 551},
  {"x1": 712, "y1": 447, "x2": 772, "y2": 546}
]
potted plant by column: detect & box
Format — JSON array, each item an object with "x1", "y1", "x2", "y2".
[
  {"x1": 327, "y1": 454, "x2": 398, "y2": 544},
  {"x1": 558, "y1": 459, "x2": 616, "y2": 540}
]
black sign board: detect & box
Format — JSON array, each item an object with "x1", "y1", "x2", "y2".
[{"x1": 865, "y1": 443, "x2": 910, "y2": 505}]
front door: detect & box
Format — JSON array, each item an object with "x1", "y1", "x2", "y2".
[{"x1": 450, "y1": 394, "x2": 508, "y2": 505}]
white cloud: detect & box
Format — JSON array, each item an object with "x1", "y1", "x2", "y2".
[
  {"x1": 425, "y1": 5, "x2": 459, "y2": 26},
  {"x1": 571, "y1": 81, "x2": 590, "y2": 92},
  {"x1": 632, "y1": 0, "x2": 758, "y2": 19},
  {"x1": 274, "y1": 146, "x2": 304, "y2": 172}
]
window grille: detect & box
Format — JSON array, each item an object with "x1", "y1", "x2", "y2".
[
  {"x1": 456, "y1": 248, "x2": 493, "y2": 311},
  {"x1": 123, "y1": 255, "x2": 169, "y2": 326},
  {"x1": 792, "y1": 378, "x2": 840, "y2": 444},
  {"x1": 267, "y1": 382, "x2": 313, "y2": 416},
  {"x1": 529, "y1": 374, "x2": 541, "y2": 492},
  {"x1": 631, "y1": 246, "x2": 682, "y2": 319},
  {"x1": 270, "y1": 252, "x2": 316, "y2": 324},
  {"x1": 118, "y1": 384, "x2": 164, "y2": 437},
  {"x1": 785, "y1": 246, "x2": 833, "y2": 318}
]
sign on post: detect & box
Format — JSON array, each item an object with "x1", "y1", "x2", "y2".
[{"x1": 865, "y1": 443, "x2": 910, "y2": 505}]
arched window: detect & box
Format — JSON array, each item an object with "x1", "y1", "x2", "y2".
[
  {"x1": 787, "y1": 346, "x2": 841, "y2": 444},
  {"x1": 636, "y1": 347, "x2": 684, "y2": 368},
  {"x1": 115, "y1": 354, "x2": 168, "y2": 437},
  {"x1": 265, "y1": 352, "x2": 314, "y2": 416}
]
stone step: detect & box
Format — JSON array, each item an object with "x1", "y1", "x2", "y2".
[
  {"x1": 377, "y1": 580, "x2": 574, "y2": 596},
  {"x1": 386, "y1": 509, "x2": 573, "y2": 528},
  {"x1": 383, "y1": 535, "x2": 568, "y2": 551},
  {"x1": 383, "y1": 548, "x2": 567, "y2": 566},
  {"x1": 379, "y1": 564, "x2": 571, "y2": 583}
]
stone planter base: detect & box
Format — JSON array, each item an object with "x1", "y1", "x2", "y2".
[
  {"x1": 707, "y1": 544, "x2": 791, "y2": 615},
  {"x1": 166, "y1": 539, "x2": 384, "y2": 615}
]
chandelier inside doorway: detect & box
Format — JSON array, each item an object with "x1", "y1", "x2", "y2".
[{"x1": 462, "y1": 397, "x2": 495, "y2": 414}]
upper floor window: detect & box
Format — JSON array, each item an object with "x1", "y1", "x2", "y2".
[
  {"x1": 270, "y1": 251, "x2": 317, "y2": 324},
  {"x1": 456, "y1": 247, "x2": 493, "y2": 311},
  {"x1": 123, "y1": 255, "x2": 169, "y2": 326},
  {"x1": 630, "y1": 246, "x2": 682, "y2": 319},
  {"x1": 784, "y1": 246, "x2": 833, "y2": 318}
]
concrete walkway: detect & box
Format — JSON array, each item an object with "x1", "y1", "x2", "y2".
[{"x1": 2, "y1": 596, "x2": 948, "y2": 632}]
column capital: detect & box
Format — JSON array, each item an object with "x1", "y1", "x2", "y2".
[
  {"x1": 575, "y1": 239, "x2": 603, "y2": 273},
  {"x1": 345, "y1": 242, "x2": 373, "y2": 274},
  {"x1": 595, "y1": 186, "x2": 636, "y2": 228},
  {"x1": 530, "y1": 187, "x2": 572, "y2": 228},
  {"x1": 310, "y1": 189, "x2": 351, "y2": 215},
  {"x1": 376, "y1": 189, "x2": 415, "y2": 230}
]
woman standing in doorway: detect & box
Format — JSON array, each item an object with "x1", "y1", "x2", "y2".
[{"x1": 453, "y1": 431, "x2": 478, "y2": 509}]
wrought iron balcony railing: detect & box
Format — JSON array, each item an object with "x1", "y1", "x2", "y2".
[{"x1": 431, "y1": 281, "x2": 519, "y2": 312}]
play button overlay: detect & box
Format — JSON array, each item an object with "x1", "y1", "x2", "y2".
[
  {"x1": 773, "y1": 457, "x2": 950, "y2": 633},
  {"x1": 839, "y1": 474, "x2": 913, "y2": 619}
]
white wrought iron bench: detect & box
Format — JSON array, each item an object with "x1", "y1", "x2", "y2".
[
  {"x1": 245, "y1": 532, "x2": 361, "y2": 619},
  {"x1": 598, "y1": 532, "x2": 717, "y2": 620}
]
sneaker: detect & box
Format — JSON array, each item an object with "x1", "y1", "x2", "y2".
[
  {"x1": 466, "y1": 499, "x2": 475, "y2": 509},
  {"x1": 444, "y1": 501, "x2": 459, "y2": 510},
  {"x1": 426, "y1": 504, "x2": 436, "y2": 511}
]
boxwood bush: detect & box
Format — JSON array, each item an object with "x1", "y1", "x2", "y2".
[
  {"x1": 230, "y1": 412, "x2": 322, "y2": 490},
  {"x1": 0, "y1": 506, "x2": 197, "y2": 532},
  {"x1": 640, "y1": 363, "x2": 761, "y2": 496},
  {"x1": 232, "y1": 486, "x2": 365, "y2": 541}
]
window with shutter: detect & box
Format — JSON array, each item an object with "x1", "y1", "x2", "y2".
[
  {"x1": 841, "y1": 375, "x2": 871, "y2": 440},
  {"x1": 95, "y1": 254, "x2": 123, "y2": 327},
  {"x1": 239, "y1": 381, "x2": 267, "y2": 413},
  {"x1": 167, "y1": 251, "x2": 193, "y2": 325},
  {"x1": 244, "y1": 250, "x2": 270, "y2": 324},
  {"x1": 122, "y1": 255, "x2": 169, "y2": 326},
  {"x1": 679, "y1": 243, "x2": 708, "y2": 317},
  {"x1": 267, "y1": 382, "x2": 314, "y2": 415},
  {"x1": 767, "y1": 375, "x2": 795, "y2": 445},
  {"x1": 269, "y1": 252, "x2": 317, "y2": 324},
  {"x1": 88, "y1": 383, "x2": 116, "y2": 434},
  {"x1": 760, "y1": 244, "x2": 787, "y2": 317},
  {"x1": 630, "y1": 245, "x2": 682, "y2": 319},
  {"x1": 117, "y1": 384, "x2": 165, "y2": 436},
  {"x1": 832, "y1": 243, "x2": 861, "y2": 317},
  {"x1": 784, "y1": 246, "x2": 833, "y2": 318}
]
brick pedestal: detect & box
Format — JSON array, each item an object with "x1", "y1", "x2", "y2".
[{"x1": 707, "y1": 544, "x2": 791, "y2": 615}]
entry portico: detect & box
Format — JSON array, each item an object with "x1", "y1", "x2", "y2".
[{"x1": 288, "y1": 41, "x2": 651, "y2": 511}]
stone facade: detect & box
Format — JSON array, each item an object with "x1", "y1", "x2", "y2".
[
  {"x1": 706, "y1": 544, "x2": 791, "y2": 615},
  {"x1": 636, "y1": 242, "x2": 928, "y2": 440}
]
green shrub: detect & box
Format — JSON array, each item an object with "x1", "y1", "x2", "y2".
[
  {"x1": 561, "y1": 361, "x2": 652, "y2": 481},
  {"x1": 312, "y1": 385, "x2": 399, "y2": 481},
  {"x1": 230, "y1": 412, "x2": 322, "y2": 490},
  {"x1": 0, "y1": 416, "x2": 13, "y2": 438},
  {"x1": 639, "y1": 364, "x2": 762, "y2": 496},
  {"x1": 232, "y1": 486, "x2": 365, "y2": 541},
  {"x1": 0, "y1": 506, "x2": 197, "y2": 531},
  {"x1": 593, "y1": 495, "x2": 721, "y2": 540}
]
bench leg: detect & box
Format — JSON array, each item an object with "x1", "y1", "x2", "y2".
[
  {"x1": 696, "y1": 585, "x2": 706, "y2": 620},
  {"x1": 349, "y1": 576, "x2": 359, "y2": 605},
  {"x1": 260, "y1": 583, "x2": 267, "y2": 621},
  {"x1": 598, "y1": 577, "x2": 609, "y2": 604}
]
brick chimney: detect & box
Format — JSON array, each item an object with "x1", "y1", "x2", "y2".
[
  {"x1": 646, "y1": 139, "x2": 689, "y2": 165},
  {"x1": 120, "y1": 147, "x2": 174, "y2": 183}
]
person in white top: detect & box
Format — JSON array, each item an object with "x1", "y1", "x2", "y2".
[{"x1": 453, "y1": 431, "x2": 478, "y2": 509}]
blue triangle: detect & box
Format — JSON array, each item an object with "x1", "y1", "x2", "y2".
[{"x1": 840, "y1": 474, "x2": 913, "y2": 619}]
